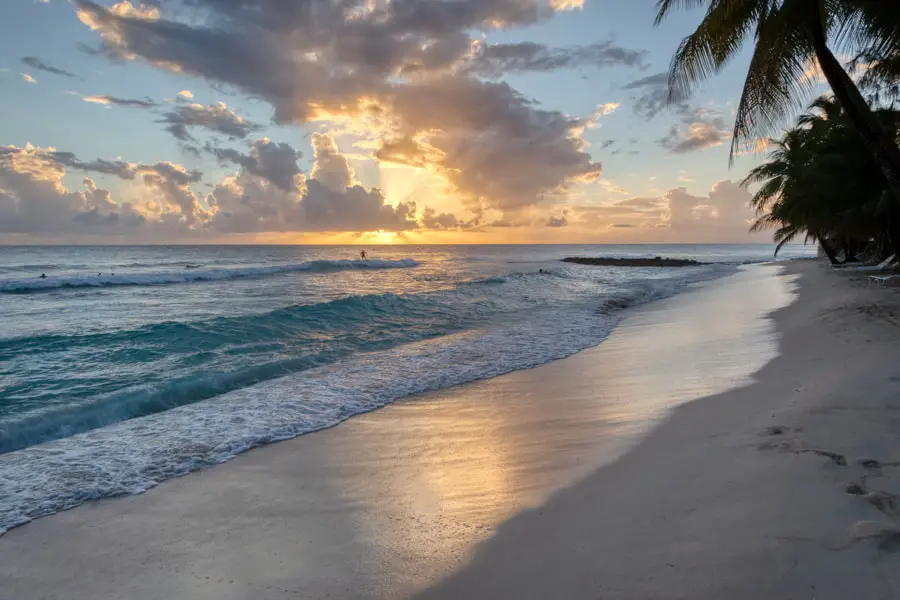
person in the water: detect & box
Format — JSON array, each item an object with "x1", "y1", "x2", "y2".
[
  {"x1": 360, "y1": 250, "x2": 368, "y2": 260},
  {"x1": 39, "y1": 273, "x2": 47, "y2": 279}
]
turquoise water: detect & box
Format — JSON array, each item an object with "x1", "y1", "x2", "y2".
[{"x1": 0, "y1": 244, "x2": 814, "y2": 531}]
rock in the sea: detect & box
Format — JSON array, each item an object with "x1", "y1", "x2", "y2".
[{"x1": 562, "y1": 257, "x2": 706, "y2": 267}]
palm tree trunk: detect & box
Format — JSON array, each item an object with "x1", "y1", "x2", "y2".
[
  {"x1": 888, "y1": 218, "x2": 900, "y2": 259},
  {"x1": 815, "y1": 231, "x2": 841, "y2": 265},
  {"x1": 809, "y1": 5, "x2": 900, "y2": 205}
]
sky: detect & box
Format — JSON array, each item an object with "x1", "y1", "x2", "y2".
[{"x1": 0, "y1": 0, "x2": 797, "y2": 244}]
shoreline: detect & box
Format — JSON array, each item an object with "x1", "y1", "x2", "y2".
[
  {"x1": 0, "y1": 258, "x2": 732, "y2": 533},
  {"x1": 4, "y1": 260, "x2": 898, "y2": 598},
  {"x1": 418, "y1": 259, "x2": 900, "y2": 599}
]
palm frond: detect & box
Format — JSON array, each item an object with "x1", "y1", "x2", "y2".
[
  {"x1": 667, "y1": 0, "x2": 769, "y2": 102},
  {"x1": 654, "y1": 0, "x2": 709, "y2": 26},
  {"x1": 729, "y1": 3, "x2": 817, "y2": 161}
]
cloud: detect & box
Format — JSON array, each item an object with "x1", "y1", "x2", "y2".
[
  {"x1": 176, "y1": 90, "x2": 193, "y2": 100},
  {"x1": 547, "y1": 213, "x2": 568, "y2": 227},
  {"x1": 34, "y1": 148, "x2": 205, "y2": 224},
  {"x1": 422, "y1": 208, "x2": 461, "y2": 230},
  {"x1": 0, "y1": 145, "x2": 154, "y2": 238},
  {"x1": 420, "y1": 207, "x2": 479, "y2": 230},
  {"x1": 299, "y1": 180, "x2": 417, "y2": 232},
  {"x1": 489, "y1": 217, "x2": 530, "y2": 228},
  {"x1": 309, "y1": 133, "x2": 354, "y2": 192},
  {"x1": 622, "y1": 71, "x2": 690, "y2": 119},
  {"x1": 160, "y1": 102, "x2": 258, "y2": 141},
  {"x1": 581, "y1": 102, "x2": 621, "y2": 131},
  {"x1": 72, "y1": 0, "x2": 604, "y2": 211},
  {"x1": 300, "y1": 133, "x2": 417, "y2": 231},
  {"x1": 1, "y1": 139, "x2": 425, "y2": 239},
  {"x1": 22, "y1": 73, "x2": 37, "y2": 84},
  {"x1": 468, "y1": 40, "x2": 645, "y2": 78},
  {"x1": 207, "y1": 138, "x2": 302, "y2": 191},
  {"x1": 661, "y1": 182, "x2": 753, "y2": 234},
  {"x1": 567, "y1": 180, "x2": 760, "y2": 241},
  {"x1": 659, "y1": 106, "x2": 730, "y2": 154},
  {"x1": 615, "y1": 196, "x2": 665, "y2": 211},
  {"x1": 594, "y1": 102, "x2": 621, "y2": 117},
  {"x1": 76, "y1": 42, "x2": 103, "y2": 56},
  {"x1": 622, "y1": 72, "x2": 669, "y2": 89},
  {"x1": 379, "y1": 78, "x2": 602, "y2": 211},
  {"x1": 83, "y1": 94, "x2": 157, "y2": 108},
  {"x1": 21, "y1": 56, "x2": 77, "y2": 78},
  {"x1": 206, "y1": 133, "x2": 417, "y2": 233},
  {"x1": 43, "y1": 150, "x2": 139, "y2": 179},
  {"x1": 41, "y1": 149, "x2": 202, "y2": 189},
  {"x1": 640, "y1": 181, "x2": 754, "y2": 236}
]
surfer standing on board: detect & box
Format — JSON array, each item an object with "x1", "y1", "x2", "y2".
[{"x1": 360, "y1": 250, "x2": 368, "y2": 260}]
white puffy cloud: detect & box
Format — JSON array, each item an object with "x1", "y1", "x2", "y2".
[
  {"x1": 205, "y1": 133, "x2": 417, "y2": 233},
  {"x1": 1, "y1": 139, "x2": 424, "y2": 239},
  {"x1": 565, "y1": 180, "x2": 761, "y2": 241},
  {"x1": 309, "y1": 133, "x2": 354, "y2": 192},
  {"x1": 0, "y1": 145, "x2": 149, "y2": 237}
]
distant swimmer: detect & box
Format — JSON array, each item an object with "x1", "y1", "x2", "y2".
[
  {"x1": 39, "y1": 273, "x2": 47, "y2": 279},
  {"x1": 360, "y1": 250, "x2": 368, "y2": 260}
]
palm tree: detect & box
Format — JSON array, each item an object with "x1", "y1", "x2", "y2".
[
  {"x1": 655, "y1": 0, "x2": 900, "y2": 203},
  {"x1": 742, "y1": 128, "x2": 842, "y2": 262},
  {"x1": 743, "y1": 96, "x2": 900, "y2": 262}
]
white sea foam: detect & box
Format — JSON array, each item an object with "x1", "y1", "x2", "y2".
[{"x1": 0, "y1": 259, "x2": 418, "y2": 293}]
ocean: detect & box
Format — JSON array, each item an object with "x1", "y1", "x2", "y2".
[{"x1": 0, "y1": 244, "x2": 814, "y2": 532}]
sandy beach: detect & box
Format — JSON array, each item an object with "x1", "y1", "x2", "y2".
[{"x1": 3, "y1": 259, "x2": 900, "y2": 599}]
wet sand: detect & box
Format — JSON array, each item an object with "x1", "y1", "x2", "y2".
[{"x1": 6, "y1": 261, "x2": 894, "y2": 599}]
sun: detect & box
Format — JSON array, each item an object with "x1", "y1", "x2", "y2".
[{"x1": 361, "y1": 230, "x2": 400, "y2": 244}]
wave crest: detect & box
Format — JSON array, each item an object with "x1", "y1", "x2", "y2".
[{"x1": 0, "y1": 259, "x2": 418, "y2": 293}]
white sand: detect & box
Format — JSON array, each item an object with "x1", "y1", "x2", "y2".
[{"x1": 3, "y1": 261, "x2": 899, "y2": 599}]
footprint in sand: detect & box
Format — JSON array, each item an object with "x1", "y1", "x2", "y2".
[{"x1": 844, "y1": 483, "x2": 900, "y2": 518}]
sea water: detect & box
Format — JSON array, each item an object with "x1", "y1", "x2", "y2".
[{"x1": 0, "y1": 244, "x2": 814, "y2": 532}]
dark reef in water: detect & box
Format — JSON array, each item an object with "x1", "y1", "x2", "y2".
[{"x1": 562, "y1": 257, "x2": 706, "y2": 267}]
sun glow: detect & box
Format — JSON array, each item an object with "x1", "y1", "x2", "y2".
[{"x1": 361, "y1": 230, "x2": 401, "y2": 244}]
